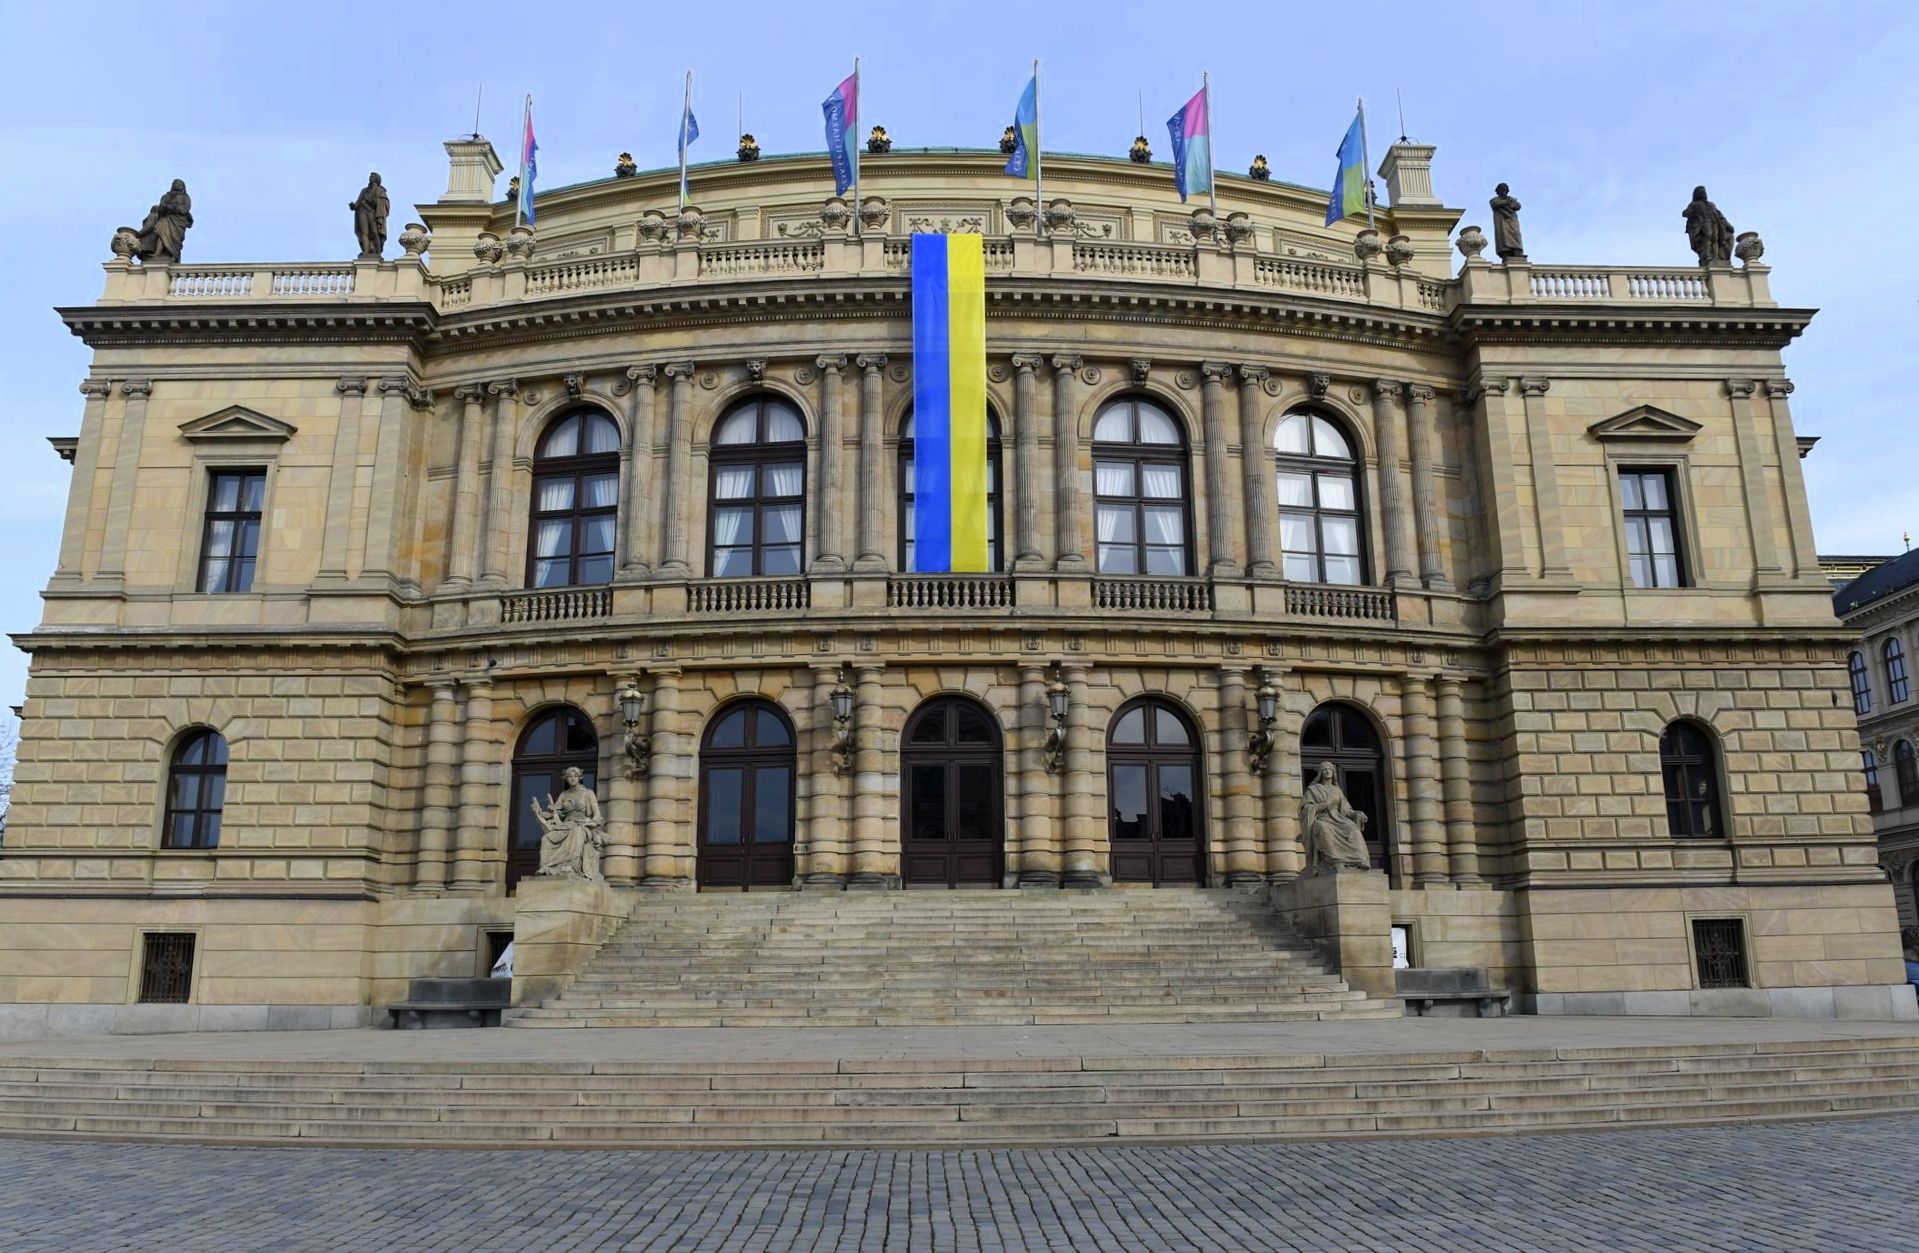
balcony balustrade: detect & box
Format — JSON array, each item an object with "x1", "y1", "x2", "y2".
[{"x1": 501, "y1": 586, "x2": 612, "y2": 624}]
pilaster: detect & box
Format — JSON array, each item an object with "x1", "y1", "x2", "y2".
[
  {"x1": 1369, "y1": 380, "x2": 1416, "y2": 588},
  {"x1": 1762, "y1": 379, "x2": 1824, "y2": 582},
  {"x1": 363, "y1": 378, "x2": 425, "y2": 587},
  {"x1": 812, "y1": 355, "x2": 848, "y2": 571},
  {"x1": 1060, "y1": 662, "x2": 1104, "y2": 886},
  {"x1": 450, "y1": 677, "x2": 496, "y2": 892},
  {"x1": 1436, "y1": 676, "x2": 1482, "y2": 885},
  {"x1": 1517, "y1": 377, "x2": 1572, "y2": 582},
  {"x1": 316, "y1": 376, "x2": 368, "y2": 582},
  {"x1": 96, "y1": 377, "x2": 151, "y2": 586},
  {"x1": 1725, "y1": 378, "x2": 1782, "y2": 584},
  {"x1": 1262, "y1": 669, "x2": 1304, "y2": 883},
  {"x1": 617, "y1": 367, "x2": 657, "y2": 577},
  {"x1": 443, "y1": 385, "x2": 487, "y2": 590},
  {"x1": 1400, "y1": 674, "x2": 1448, "y2": 886},
  {"x1": 479, "y1": 378, "x2": 519, "y2": 588},
  {"x1": 853, "y1": 353, "x2": 889, "y2": 572},
  {"x1": 1016, "y1": 662, "x2": 1060, "y2": 885},
  {"x1": 1405, "y1": 383, "x2": 1451, "y2": 591},
  {"x1": 603, "y1": 671, "x2": 645, "y2": 887},
  {"x1": 1200, "y1": 362, "x2": 1242, "y2": 577},
  {"x1": 802, "y1": 661, "x2": 850, "y2": 886},
  {"x1": 51, "y1": 379, "x2": 112, "y2": 586},
  {"x1": 1237, "y1": 365, "x2": 1276, "y2": 576},
  {"x1": 848, "y1": 662, "x2": 894, "y2": 887},
  {"x1": 1011, "y1": 354, "x2": 1047, "y2": 570},
  {"x1": 1050, "y1": 355, "x2": 1087, "y2": 571},
  {"x1": 642, "y1": 666, "x2": 691, "y2": 888},
  {"x1": 1218, "y1": 665, "x2": 1262, "y2": 884},
  {"x1": 657, "y1": 363, "x2": 696, "y2": 576},
  {"x1": 415, "y1": 679, "x2": 459, "y2": 893}
]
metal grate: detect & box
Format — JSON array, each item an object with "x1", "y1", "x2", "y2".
[
  {"x1": 138, "y1": 933, "x2": 196, "y2": 1004},
  {"x1": 1692, "y1": 918, "x2": 1749, "y2": 990}
]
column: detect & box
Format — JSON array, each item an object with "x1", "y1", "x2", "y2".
[
  {"x1": 317, "y1": 376, "x2": 368, "y2": 581},
  {"x1": 642, "y1": 666, "x2": 690, "y2": 886},
  {"x1": 1517, "y1": 378, "x2": 1571, "y2": 581},
  {"x1": 1200, "y1": 363, "x2": 1241, "y2": 576},
  {"x1": 1218, "y1": 666, "x2": 1262, "y2": 884},
  {"x1": 849, "y1": 662, "x2": 890, "y2": 887},
  {"x1": 1436, "y1": 677, "x2": 1481, "y2": 885},
  {"x1": 415, "y1": 679, "x2": 459, "y2": 893},
  {"x1": 812, "y1": 355, "x2": 848, "y2": 570},
  {"x1": 803, "y1": 662, "x2": 850, "y2": 885},
  {"x1": 53, "y1": 378, "x2": 112, "y2": 582},
  {"x1": 619, "y1": 367, "x2": 657, "y2": 577},
  {"x1": 1725, "y1": 378, "x2": 1782, "y2": 580},
  {"x1": 363, "y1": 378, "x2": 417, "y2": 585},
  {"x1": 1400, "y1": 674, "x2": 1448, "y2": 886},
  {"x1": 479, "y1": 378, "x2": 519, "y2": 587},
  {"x1": 657, "y1": 363, "x2": 696, "y2": 575},
  {"x1": 1061, "y1": 662, "x2": 1102, "y2": 886},
  {"x1": 96, "y1": 378, "x2": 151, "y2": 583},
  {"x1": 853, "y1": 354, "x2": 889, "y2": 571},
  {"x1": 1010, "y1": 354, "x2": 1046, "y2": 570},
  {"x1": 1262, "y1": 669, "x2": 1303, "y2": 882},
  {"x1": 1450, "y1": 388, "x2": 1493, "y2": 594},
  {"x1": 1017, "y1": 663, "x2": 1060, "y2": 885},
  {"x1": 1050, "y1": 355, "x2": 1086, "y2": 570},
  {"x1": 443, "y1": 384, "x2": 486, "y2": 589},
  {"x1": 450, "y1": 677, "x2": 495, "y2": 892},
  {"x1": 603, "y1": 672, "x2": 644, "y2": 886},
  {"x1": 1405, "y1": 384, "x2": 1451, "y2": 591},
  {"x1": 1763, "y1": 380, "x2": 1824, "y2": 581},
  {"x1": 1237, "y1": 366, "x2": 1277, "y2": 576},
  {"x1": 1369, "y1": 380, "x2": 1415, "y2": 587}
]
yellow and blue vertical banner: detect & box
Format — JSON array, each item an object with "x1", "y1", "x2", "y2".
[{"x1": 910, "y1": 232, "x2": 988, "y2": 573}]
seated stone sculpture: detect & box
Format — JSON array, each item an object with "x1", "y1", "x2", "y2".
[
  {"x1": 1300, "y1": 761, "x2": 1373, "y2": 872},
  {"x1": 530, "y1": 766, "x2": 606, "y2": 881}
]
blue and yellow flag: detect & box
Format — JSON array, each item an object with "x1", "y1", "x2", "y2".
[
  {"x1": 910, "y1": 233, "x2": 989, "y2": 573},
  {"x1": 1004, "y1": 74, "x2": 1038, "y2": 179},
  {"x1": 1325, "y1": 109, "x2": 1367, "y2": 225}
]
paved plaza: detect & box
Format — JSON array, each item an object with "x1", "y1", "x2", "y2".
[{"x1": 4, "y1": 1115, "x2": 1917, "y2": 1252}]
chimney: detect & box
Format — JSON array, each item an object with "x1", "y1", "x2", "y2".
[
  {"x1": 443, "y1": 136, "x2": 504, "y2": 204},
  {"x1": 1377, "y1": 142, "x2": 1441, "y2": 210}
]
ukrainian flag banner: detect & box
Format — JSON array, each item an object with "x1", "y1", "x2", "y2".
[{"x1": 910, "y1": 233, "x2": 989, "y2": 573}]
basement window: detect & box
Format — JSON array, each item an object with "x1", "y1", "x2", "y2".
[
  {"x1": 1691, "y1": 918, "x2": 1749, "y2": 990},
  {"x1": 138, "y1": 933, "x2": 196, "y2": 1004}
]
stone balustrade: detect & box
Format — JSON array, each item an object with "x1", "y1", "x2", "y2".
[
  {"x1": 500, "y1": 587, "x2": 612, "y2": 624},
  {"x1": 886, "y1": 574, "x2": 1016, "y2": 610}
]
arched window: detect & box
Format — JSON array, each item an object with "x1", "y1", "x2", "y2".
[
  {"x1": 1885, "y1": 638, "x2": 1910, "y2": 704},
  {"x1": 1897, "y1": 740, "x2": 1919, "y2": 805},
  {"x1": 698, "y1": 700, "x2": 797, "y2": 890},
  {"x1": 528, "y1": 408, "x2": 621, "y2": 588},
  {"x1": 1301, "y1": 704, "x2": 1389, "y2": 877},
  {"x1": 708, "y1": 396, "x2": 806, "y2": 578},
  {"x1": 1850, "y1": 651, "x2": 1873, "y2": 715},
  {"x1": 509, "y1": 707, "x2": 598, "y2": 891},
  {"x1": 1864, "y1": 749, "x2": 1883, "y2": 814},
  {"x1": 1274, "y1": 411, "x2": 1365, "y2": 586},
  {"x1": 1107, "y1": 697, "x2": 1206, "y2": 884},
  {"x1": 162, "y1": 728, "x2": 228, "y2": 849},
  {"x1": 898, "y1": 411, "x2": 1003, "y2": 571},
  {"x1": 1660, "y1": 721, "x2": 1724, "y2": 839},
  {"x1": 1092, "y1": 397, "x2": 1192, "y2": 576}
]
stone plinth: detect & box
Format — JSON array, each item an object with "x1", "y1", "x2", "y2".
[
  {"x1": 509, "y1": 877, "x2": 631, "y2": 1008},
  {"x1": 1264, "y1": 869, "x2": 1395, "y2": 1000}
]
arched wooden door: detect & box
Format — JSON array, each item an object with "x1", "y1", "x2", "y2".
[
  {"x1": 1300, "y1": 703, "x2": 1392, "y2": 879},
  {"x1": 1107, "y1": 698, "x2": 1207, "y2": 885},
  {"x1": 901, "y1": 697, "x2": 1005, "y2": 888},
  {"x1": 509, "y1": 707, "x2": 598, "y2": 893},
  {"x1": 697, "y1": 700, "x2": 797, "y2": 891}
]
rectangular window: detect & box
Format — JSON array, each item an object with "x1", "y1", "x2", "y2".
[
  {"x1": 1618, "y1": 468, "x2": 1686, "y2": 589},
  {"x1": 199, "y1": 469, "x2": 266, "y2": 593},
  {"x1": 138, "y1": 932, "x2": 196, "y2": 1003},
  {"x1": 1691, "y1": 918, "x2": 1749, "y2": 990}
]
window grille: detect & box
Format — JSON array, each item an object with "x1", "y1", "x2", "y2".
[
  {"x1": 1691, "y1": 918, "x2": 1749, "y2": 990},
  {"x1": 138, "y1": 933, "x2": 196, "y2": 1003}
]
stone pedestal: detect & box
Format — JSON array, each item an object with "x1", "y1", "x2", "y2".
[
  {"x1": 1264, "y1": 868, "x2": 1394, "y2": 999},
  {"x1": 509, "y1": 877, "x2": 631, "y2": 1008}
]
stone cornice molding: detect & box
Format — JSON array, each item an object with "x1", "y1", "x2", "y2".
[
  {"x1": 58, "y1": 301, "x2": 437, "y2": 350},
  {"x1": 1452, "y1": 304, "x2": 1813, "y2": 352}
]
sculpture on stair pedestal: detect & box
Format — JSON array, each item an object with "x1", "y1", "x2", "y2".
[
  {"x1": 530, "y1": 766, "x2": 606, "y2": 881},
  {"x1": 1300, "y1": 762, "x2": 1373, "y2": 873}
]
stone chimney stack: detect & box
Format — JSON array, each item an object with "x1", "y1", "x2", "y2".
[
  {"x1": 1377, "y1": 143, "x2": 1440, "y2": 210},
  {"x1": 442, "y1": 137, "x2": 504, "y2": 204}
]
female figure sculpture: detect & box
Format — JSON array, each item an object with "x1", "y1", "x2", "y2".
[
  {"x1": 530, "y1": 766, "x2": 605, "y2": 880},
  {"x1": 135, "y1": 179, "x2": 193, "y2": 263},
  {"x1": 1300, "y1": 761, "x2": 1373, "y2": 872}
]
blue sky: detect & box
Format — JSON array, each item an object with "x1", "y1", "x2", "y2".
[{"x1": 2, "y1": 0, "x2": 1914, "y2": 706}]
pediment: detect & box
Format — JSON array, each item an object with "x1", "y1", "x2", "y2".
[
  {"x1": 1586, "y1": 406, "x2": 1702, "y2": 442},
  {"x1": 177, "y1": 406, "x2": 297, "y2": 443}
]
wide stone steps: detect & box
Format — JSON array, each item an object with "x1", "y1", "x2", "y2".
[{"x1": 4, "y1": 1039, "x2": 1919, "y2": 1147}]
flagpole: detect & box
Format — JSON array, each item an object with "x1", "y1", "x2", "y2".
[
  {"x1": 852, "y1": 57, "x2": 863, "y2": 239},
  {"x1": 1358, "y1": 95, "x2": 1374, "y2": 231},
  {"x1": 1203, "y1": 71, "x2": 1217, "y2": 218},
  {"x1": 1033, "y1": 59, "x2": 1045, "y2": 238},
  {"x1": 679, "y1": 71, "x2": 693, "y2": 209},
  {"x1": 516, "y1": 94, "x2": 529, "y2": 228}
]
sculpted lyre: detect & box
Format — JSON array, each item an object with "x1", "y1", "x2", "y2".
[
  {"x1": 1300, "y1": 761, "x2": 1373, "y2": 873},
  {"x1": 530, "y1": 766, "x2": 606, "y2": 881}
]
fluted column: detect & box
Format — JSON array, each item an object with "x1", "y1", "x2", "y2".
[
  {"x1": 1436, "y1": 677, "x2": 1481, "y2": 885},
  {"x1": 1764, "y1": 380, "x2": 1824, "y2": 580},
  {"x1": 642, "y1": 666, "x2": 691, "y2": 886},
  {"x1": 1370, "y1": 380, "x2": 1415, "y2": 587},
  {"x1": 1400, "y1": 675, "x2": 1447, "y2": 886},
  {"x1": 1405, "y1": 384, "x2": 1451, "y2": 591},
  {"x1": 657, "y1": 363, "x2": 696, "y2": 576},
  {"x1": 415, "y1": 679, "x2": 460, "y2": 893},
  {"x1": 450, "y1": 677, "x2": 495, "y2": 892},
  {"x1": 1219, "y1": 665, "x2": 1261, "y2": 884},
  {"x1": 1237, "y1": 366, "x2": 1277, "y2": 576},
  {"x1": 813, "y1": 355, "x2": 848, "y2": 571},
  {"x1": 1517, "y1": 377, "x2": 1571, "y2": 581},
  {"x1": 1011, "y1": 354, "x2": 1046, "y2": 570},
  {"x1": 601, "y1": 671, "x2": 645, "y2": 886},
  {"x1": 1050, "y1": 355, "x2": 1086, "y2": 570},
  {"x1": 317, "y1": 376, "x2": 368, "y2": 581},
  {"x1": 1198, "y1": 363, "x2": 1239, "y2": 575},
  {"x1": 479, "y1": 379, "x2": 519, "y2": 587},
  {"x1": 803, "y1": 662, "x2": 850, "y2": 885},
  {"x1": 849, "y1": 662, "x2": 891, "y2": 887},
  {"x1": 1061, "y1": 663, "x2": 1102, "y2": 886},
  {"x1": 1017, "y1": 663, "x2": 1060, "y2": 885},
  {"x1": 444, "y1": 385, "x2": 486, "y2": 589},
  {"x1": 1725, "y1": 378, "x2": 1782, "y2": 581},
  {"x1": 618, "y1": 367, "x2": 657, "y2": 577},
  {"x1": 363, "y1": 378, "x2": 419, "y2": 586},
  {"x1": 1262, "y1": 670, "x2": 1304, "y2": 882},
  {"x1": 53, "y1": 379, "x2": 112, "y2": 583},
  {"x1": 96, "y1": 378, "x2": 151, "y2": 583},
  {"x1": 853, "y1": 354, "x2": 889, "y2": 572}
]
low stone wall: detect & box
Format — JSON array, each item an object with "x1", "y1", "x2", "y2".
[
  {"x1": 508, "y1": 878, "x2": 633, "y2": 1008},
  {"x1": 1263, "y1": 870, "x2": 1395, "y2": 999}
]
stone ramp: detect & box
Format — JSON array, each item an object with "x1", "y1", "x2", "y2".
[{"x1": 508, "y1": 888, "x2": 1401, "y2": 1028}]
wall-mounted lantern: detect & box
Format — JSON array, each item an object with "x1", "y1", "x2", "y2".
[
  {"x1": 830, "y1": 664, "x2": 855, "y2": 776},
  {"x1": 1043, "y1": 663, "x2": 1069, "y2": 774},
  {"x1": 1247, "y1": 670, "x2": 1279, "y2": 773},
  {"x1": 617, "y1": 683, "x2": 650, "y2": 777}
]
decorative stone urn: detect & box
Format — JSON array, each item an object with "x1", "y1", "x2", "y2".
[
  {"x1": 1385, "y1": 234, "x2": 1416, "y2": 267},
  {"x1": 110, "y1": 227, "x2": 141, "y2": 260},
  {"x1": 675, "y1": 204, "x2": 705, "y2": 241},
  {"x1": 1043, "y1": 198, "x2": 1077, "y2": 234},
  {"x1": 503, "y1": 225, "x2": 536, "y2": 260},
  {"x1": 858, "y1": 196, "x2": 890, "y2": 232},
  {"x1": 398, "y1": 223, "x2": 430, "y2": 258},
  {"x1": 1006, "y1": 197, "x2": 1038, "y2": 232},
  {"x1": 472, "y1": 230, "x2": 503, "y2": 265},
  {"x1": 820, "y1": 197, "x2": 852, "y2": 233},
  {"x1": 1734, "y1": 231, "x2": 1765, "y2": 265},
  {"x1": 636, "y1": 210, "x2": 668, "y2": 244},
  {"x1": 1455, "y1": 225, "x2": 1488, "y2": 260},
  {"x1": 1187, "y1": 207, "x2": 1218, "y2": 241},
  {"x1": 1224, "y1": 212, "x2": 1254, "y2": 246},
  {"x1": 1353, "y1": 228, "x2": 1383, "y2": 262}
]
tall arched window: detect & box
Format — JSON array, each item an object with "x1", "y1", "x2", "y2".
[
  {"x1": 898, "y1": 411, "x2": 1002, "y2": 570},
  {"x1": 1660, "y1": 721, "x2": 1724, "y2": 839},
  {"x1": 1897, "y1": 740, "x2": 1919, "y2": 805},
  {"x1": 528, "y1": 409, "x2": 621, "y2": 588},
  {"x1": 1092, "y1": 397, "x2": 1192, "y2": 576},
  {"x1": 708, "y1": 396, "x2": 806, "y2": 578},
  {"x1": 1274, "y1": 411, "x2": 1365, "y2": 586},
  {"x1": 1885, "y1": 638, "x2": 1910, "y2": 704},
  {"x1": 1301, "y1": 703, "x2": 1390, "y2": 877},
  {"x1": 1864, "y1": 749, "x2": 1883, "y2": 814},
  {"x1": 698, "y1": 700, "x2": 797, "y2": 890},
  {"x1": 1850, "y1": 651, "x2": 1873, "y2": 715},
  {"x1": 1107, "y1": 697, "x2": 1206, "y2": 885},
  {"x1": 162, "y1": 728, "x2": 228, "y2": 849},
  {"x1": 509, "y1": 707, "x2": 598, "y2": 891}
]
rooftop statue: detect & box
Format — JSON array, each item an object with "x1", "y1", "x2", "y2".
[
  {"x1": 350, "y1": 172, "x2": 389, "y2": 260},
  {"x1": 530, "y1": 766, "x2": 606, "y2": 881},
  {"x1": 134, "y1": 179, "x2": 193, "y2": 264},
  {"x1": 1684, "y1": 185, "x2": 1735, "y2": 266},
  {"x1": 1489, "y1": 183, "x2": 1525, "y2": 261},
  {"x1": 1301, "y1": 762, "x2": 1373, "y2": 873}
]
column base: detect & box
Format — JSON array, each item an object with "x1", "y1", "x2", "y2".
[
  {"x1": 637, "y1": 876, "x2": 693, "y2": 893},
  {"x1": 851, "y1": 554, "x2": 889, "y2": 574},
  {"x1": 846, "y1": 873, "x2": 899, "y2": 891},
  {"x1": 1016, "y1": 870, "x2": 1061, "y2": 888},
  {"x1": 1060, "y1": 870, "x2": 1107, "y2": 889},
  {"x1": 1422, "y1": 574, "x2": 1455, "y2": 592},
  {"x1": 1224, "y1": 871, "x2": 1266, "y2": 888},
  {"x1": 800, "y1": 873, "x2": 849, "y2": 890}
]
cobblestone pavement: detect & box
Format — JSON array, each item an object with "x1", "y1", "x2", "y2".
[{"x1": 5, "y1": 1116, "x2": 1918, "y2": 1252}]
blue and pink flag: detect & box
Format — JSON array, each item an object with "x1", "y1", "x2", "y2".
[
  {"x1": 910, "y1": 234, "x2": 989, "y2": 573},
  {"x1": 822, "y1": 71, "x2": 858, "y2": 196},
  {"x1": 1165, "y1": 85, "x2": 1212, "y2": 203},
  {"x1": 518, "y1": 96, "x2": 538, "y2": 225}
]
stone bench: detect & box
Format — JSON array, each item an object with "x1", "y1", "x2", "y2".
[
  {"x1": 387, "y1": 977, "x2": 511, "y2": 1029},
  {"x1": 1396, "y1": 967, "x2": 1510, "y2": 1018}
]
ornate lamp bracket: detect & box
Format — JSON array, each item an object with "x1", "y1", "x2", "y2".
[
  {"x1": 1042, "y1": 662, "x2": 1069, "y2": 775},
  {"x1": 617, "y1": 683, "x2": 650, "y2": 777},
  {"x1": 830, "y1": 664, "x2": 855, "y2": 777},
  {"x1": 1247, "y1": 669, "x2": 1279, "y2": 773}
]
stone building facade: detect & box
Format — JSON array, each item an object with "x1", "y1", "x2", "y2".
[
  {"x1": 1835, "y1": 548, "x2": 1919, "y2": 931},
  {"x1": 2, "y1": 135, "x2": 1909, "y2": 1036}
]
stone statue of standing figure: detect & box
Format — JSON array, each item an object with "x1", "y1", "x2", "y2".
[
  {"x1": 134, "y1": 179, "x2": 193, "y2": 263},
  {"x1": 1683, "y1": 185, "x2": 1735, "y2": 266},
  {"x1": 1489, "y1": 183, "x2": 1524, "y2": 261},
  {"x1": 1300, "y1": 762, "x2": 1374, "y2": 873},
  {"x1": 350, "y1": 173, "x2": 390, "y2": 260},
  {"x1": 530, "y1": 766, "x2": 606, "y2": 881}
]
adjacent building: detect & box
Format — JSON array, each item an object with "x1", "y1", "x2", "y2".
[{"x1": 1835, "y1": 548, "x2": 1919, "y2": 929}]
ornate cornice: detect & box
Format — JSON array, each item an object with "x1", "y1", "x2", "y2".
[
  {"x1": 1452, "y1": 304, "x2": 1813, "y2": 351},
  {"x1": 58, "y1": 302, "x2": 436, "y2": 349}
]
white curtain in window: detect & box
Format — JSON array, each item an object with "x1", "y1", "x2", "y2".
[
  {"x1": 1096, "y1": 505, "x2": 1126, "y2": 543},
  {"x1": 1144, "y1": 506, "x2": 1183, "y2": 545},
  {"x1": 1141, "y1": 465, "x2": 1181, "y2": 499},
  {"x1": 537, "y1": 479, "x2": 574, "y2": 511},
  {"x1": 1095, "y1": 463, "x2": 1133, "y2": 495},
  {"x1": 535, "y1": 520, "x2": 570, "y2": 558},
  {"x1": 714, "y1": 467, "x2": 756, "y2": 499},
  {"x1": 763, "y1": 463, "x2": 804, "y2": 496},
  {"x1": 711, "y1": 507, "x2": 750, "y2": 547}
]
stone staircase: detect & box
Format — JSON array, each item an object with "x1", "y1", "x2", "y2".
[
  {"x1": 507, "y1": 888, "x2": 1403, "y2": 1028},
  {"x1": 5, "y1": 1037, "x2": 1919, "y2": 1147}
]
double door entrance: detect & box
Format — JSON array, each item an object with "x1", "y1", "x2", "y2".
[{"x1": 900, "y1": 698, "x2": 1004, "y2": 887}]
